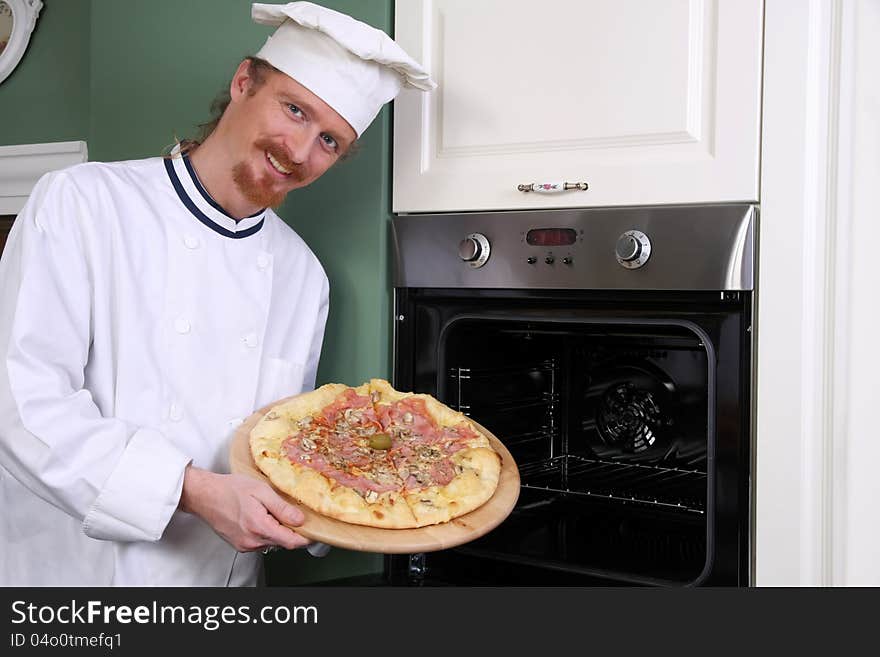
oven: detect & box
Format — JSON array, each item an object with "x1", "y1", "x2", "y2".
[{"x1": 386, "y1": 204, "x2": 755, "y2": 586}]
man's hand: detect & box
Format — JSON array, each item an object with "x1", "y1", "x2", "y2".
[{"x1": 178, "y1": 466, "x2": 310, "y2": 552}]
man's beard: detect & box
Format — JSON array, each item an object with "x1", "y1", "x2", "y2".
[{"x1": 231, "y1": 139, "x2": 306, "y2": 210}]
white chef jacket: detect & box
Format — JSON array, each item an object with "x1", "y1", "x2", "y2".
[{"x1": 0, "y1": 150, "x2": 330, "y2": 586}]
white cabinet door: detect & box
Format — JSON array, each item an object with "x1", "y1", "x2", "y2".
[{"x1": 393, "y1": 0, "x2": 763, "y2": 213}]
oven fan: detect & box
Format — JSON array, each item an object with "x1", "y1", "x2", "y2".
[{"x1": 596, "y1": 382, "x2": 662, "y2": 453}]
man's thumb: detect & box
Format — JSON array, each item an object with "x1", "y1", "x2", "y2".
[{"x1": 259, "y1": 487, "x2": 305, "y2": 526}]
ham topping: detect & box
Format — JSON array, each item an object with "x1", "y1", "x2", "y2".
[
  {"x1": 378, "y1": 398, "x2": 475, "y2": 490},
  {"x1": 283, "y1": 394, "x2": 478, "y2": 495},
  {"x1": 283, "y1": 432, "x2": 399, "y2": 494},
  {"x1": 321, "y1": 389, "x2": 376, "y2": 426}
]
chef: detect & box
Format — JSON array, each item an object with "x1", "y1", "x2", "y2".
[{"x1": 0, "y1": 2, "x2": 435, "y2": 586}]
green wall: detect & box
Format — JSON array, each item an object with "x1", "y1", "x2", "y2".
[
  {"x1": 0, "y1": 0, "x2": 394, "y2": 584},
  {"x1": 0, "y1": 0, "x2": 91, "y2": 144}
]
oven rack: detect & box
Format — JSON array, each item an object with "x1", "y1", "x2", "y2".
[
  {"x1": 449, "y1": 364, "x2": 556, "y2": 407},
  {"x1": 493, "y1": 427, "x2": 558, "y2": 446},
  {"x1": 455, "y1": 394, "x2": 557, "y2": 416},
  {"x1": 448, "y1": 360, "x2": 556, "y2": 379},
  {"x1": 518, "y1": 455, "x2": 706, "y2": 514}
]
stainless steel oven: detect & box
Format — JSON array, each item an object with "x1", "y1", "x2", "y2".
[{"x1": 386, "y1": 204, "x2": 755, "y2": 586}]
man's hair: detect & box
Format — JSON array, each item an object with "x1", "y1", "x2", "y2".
[
  {"x1": 174, "y1": 56, "x2": 359, "y2": 160},
  {"x1": 175, "y1": 56, "x2": 275, "y2": 156}
]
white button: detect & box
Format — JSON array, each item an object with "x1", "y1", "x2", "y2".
[
  {"x1": 183, "y1": 234, "x2": 201, "y2": 249},
  {"x1": 227, "y1": 416, "x2": 244, "y2": 429},
  {"x1": 174, "y1": 318, "x2": 191, "y2": 334},
  {"x1": 243, "y1": 332, "x2": 259, "y2": 348},
  {"x1": 169, "y1": 403, "x2": 184, "y2": 422},
  {"x1": 256, "y1": 253, "x2": 270, "y2": 270}
]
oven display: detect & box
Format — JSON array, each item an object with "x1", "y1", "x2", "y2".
[{"x1": 526, "y1": 228, "x2": 577, "y2": 247}]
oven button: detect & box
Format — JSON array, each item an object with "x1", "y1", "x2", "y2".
[
  {"x1": 458, "y1": 233, "x2": 491, "y2": 268},
  {"x1": 615, "y1": 230, "x2": 652, "y2": 269},
  {"x1": 527, "y1": 257, "x2": 537, "y2": 264},
  {"x1": 544, "y1": 255, "x2": 555, "y2": 264}
]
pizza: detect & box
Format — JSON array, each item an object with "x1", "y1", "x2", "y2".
[{"x1": 248, "y1": 379, "x2": 502, "y2": 529}]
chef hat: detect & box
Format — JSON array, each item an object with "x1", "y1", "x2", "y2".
[{"x1": 252, "y1": 2, "x2": 436, "y2": 137}]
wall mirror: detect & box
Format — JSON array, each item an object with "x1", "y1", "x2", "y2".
[{"x1": 0, "y1": 0, "x2": 43, "y2": 85}]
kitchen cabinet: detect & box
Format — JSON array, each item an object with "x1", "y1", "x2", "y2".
[{"x1": 393, "y1": 0, "x2": 763, "y2": 213}]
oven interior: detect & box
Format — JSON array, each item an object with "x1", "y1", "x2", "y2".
[{"x1": 429, "y1": 318, "x2": 713, "y2": 585}]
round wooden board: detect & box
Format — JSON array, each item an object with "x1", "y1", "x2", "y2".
[{"x1": 229, "y1": 398, "x2": 520, "y2": 554}]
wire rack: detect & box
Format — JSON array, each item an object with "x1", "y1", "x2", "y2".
[
  {"x1": 447, "y1": 360, "x2": 559, "y2": 445},
  {"x1": 518, "y1": 455, "x2": 707, "y2": 514}
]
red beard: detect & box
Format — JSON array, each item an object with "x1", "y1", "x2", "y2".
[{"x1": 231, "y1": 138, "x2": 307, "y2": 209}]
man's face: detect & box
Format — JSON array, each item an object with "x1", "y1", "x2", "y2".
[{"x1": 222, "y1": 61, "x2": 358, "y2": 209}]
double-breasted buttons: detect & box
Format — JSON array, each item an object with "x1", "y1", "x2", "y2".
[
  {"x1": 243, "y1": 332, "x2": 259, "y2": 348},
  {"x1": 174, "y1": 318, "x2": 191, "y2": 334}
]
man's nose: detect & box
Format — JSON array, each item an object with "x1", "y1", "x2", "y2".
[{"x1": 286, "y1": 130, "x2": 318, "y2": 165}]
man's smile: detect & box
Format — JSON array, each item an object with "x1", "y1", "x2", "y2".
[{"x1": 266, "y1": 150, "x2": 293, "y2": 176}]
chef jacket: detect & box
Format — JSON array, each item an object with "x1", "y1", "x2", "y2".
[{"x1": 0, "y1": 149, "x2": 330, "y2": 586}]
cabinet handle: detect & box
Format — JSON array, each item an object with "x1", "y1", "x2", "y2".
[{"x1": 517, "y1": 181, "x2": 589, "y2": 193}]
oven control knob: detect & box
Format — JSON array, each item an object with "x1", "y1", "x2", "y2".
[
  {"x1": 615, "y1": 230, "x2": 652, "y2": 269},
  {"x1": 616, "y1": 235, "x2": 641, "y2": 261},
  {"x1": 458, "y1": 233, "x2": 491, "y2": 268}
]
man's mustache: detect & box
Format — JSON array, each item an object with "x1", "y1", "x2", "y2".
[{"x1": 256, "y1": 139, "x2": 304, "y2": 178}]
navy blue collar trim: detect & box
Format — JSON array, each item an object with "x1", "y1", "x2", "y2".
[
  {"x1": 181, "y1": 153, "x2": 264, "y2": 221},
  {"x1": 164, "y1": 157, "x2": 264, "y2": 239}
]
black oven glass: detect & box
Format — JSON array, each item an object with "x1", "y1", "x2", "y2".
[{"x1": 443, "y1": 318, "x2": 709, "y2": 584}]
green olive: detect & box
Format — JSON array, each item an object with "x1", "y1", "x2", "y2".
[{"x1": 369, "y1": 433, "x2": 392, "y2": 450}]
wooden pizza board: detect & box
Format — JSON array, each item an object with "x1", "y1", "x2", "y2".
[{"x1": 229, "y1": 398, "x2": 520, "y2": 554}]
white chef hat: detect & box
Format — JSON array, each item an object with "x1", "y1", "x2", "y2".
[{"x1": 252, "y1": 2, "x2": 436, "y2": 137}]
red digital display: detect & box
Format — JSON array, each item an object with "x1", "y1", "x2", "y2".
[{"x1": 526, "y1": 228, "x2": 577, "y2": 247}]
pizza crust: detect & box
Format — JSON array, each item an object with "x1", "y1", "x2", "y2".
[
  {"x1": 267, "y1": 459, "x2": 417, "y2": 529},
  {"x1": 405, "y1": 448, "x2": 502, "y2": 526},
  {"x1": 250, "y1": 383, "x2": 348, "y2": 445},
  {"x1": 249, "y1": 380, "x2": 502, "y2": 529}
]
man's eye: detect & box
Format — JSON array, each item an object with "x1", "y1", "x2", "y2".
[
  {"x1": 287, "y1": 103, "x2": 303, "y2": 117},
  {"x1": 321, "y1": 134, "x2": 338, "y2": 150}
]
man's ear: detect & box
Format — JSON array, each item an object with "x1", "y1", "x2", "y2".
[{"x1": 229, "y1": 59, "x2": 254, "y2": 102}]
